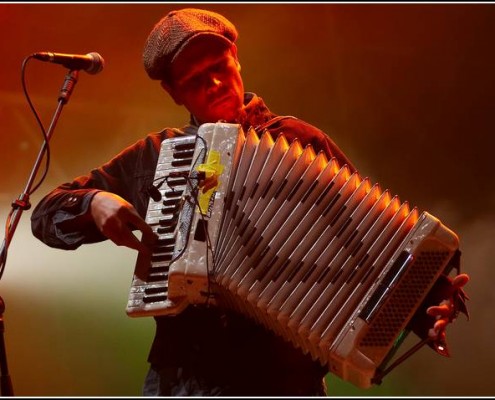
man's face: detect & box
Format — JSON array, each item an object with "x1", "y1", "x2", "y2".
[{"x1": 165, "y1": 38, "x2": 245, "y2": 125}]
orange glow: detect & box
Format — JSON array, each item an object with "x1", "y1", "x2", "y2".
[{"x1": 0, "y1": 3, "x2": 490, "y2": 397}]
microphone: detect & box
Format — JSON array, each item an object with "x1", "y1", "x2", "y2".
[{"x1": 32, "y1": 52, "x2": 105, "y2": 74}]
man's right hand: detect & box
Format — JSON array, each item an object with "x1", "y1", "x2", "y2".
[{"x1": 90, "y1": 191, "x2": 157, "y2": 254}]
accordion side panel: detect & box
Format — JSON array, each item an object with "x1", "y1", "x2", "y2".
[{"x1": 167, "y1": 123, "x2": 242, "y2": 304}]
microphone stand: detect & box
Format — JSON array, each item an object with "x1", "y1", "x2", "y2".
[{"x1": 0, "y1": 69, "x2": 80, "y2": 396}]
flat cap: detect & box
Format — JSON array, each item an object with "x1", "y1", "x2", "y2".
[{"x1": 143, "y1": 8, "x2": 238, "y2": 81}]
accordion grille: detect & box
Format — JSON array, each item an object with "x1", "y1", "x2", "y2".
[{"x1": 360, "y1": 249, "x2": 452, "y2": 349}]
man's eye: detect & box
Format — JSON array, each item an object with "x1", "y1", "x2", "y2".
[
  {"x1": 184, "y1": 75, "x2": 203, "y2": 90},
  {"x1": 212, "y1": 61, "x2": 229, "y2": 74}
]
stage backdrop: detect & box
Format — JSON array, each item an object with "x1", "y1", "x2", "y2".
[{"x1": 1, "y1": 3, "x2": 494, "y2": 396}]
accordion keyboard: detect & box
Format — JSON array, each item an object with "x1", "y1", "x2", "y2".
[{"x1": 126, "y1": 135, "x2": 197, "y2": 316}]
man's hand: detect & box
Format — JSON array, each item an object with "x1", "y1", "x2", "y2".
[
  {"x1": 407, "y1": 270, "x2": 469, "y2": 357},
  {"x1": 90, "y1": 191, "x2": 157, "y2": 254},
  {"x1": 425, "y1": 273, "x2": 470, "y2": 354}
]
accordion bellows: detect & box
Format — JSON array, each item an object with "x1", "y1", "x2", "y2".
[{"x1": 127, "y1": 123, "x2": 459, "y2": 388}]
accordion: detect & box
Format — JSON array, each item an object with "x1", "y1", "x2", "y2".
[{"x1": 126, "y1": 122, "x2": 460, "y2": 388}]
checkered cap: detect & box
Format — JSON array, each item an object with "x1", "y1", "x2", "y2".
[{"x1": 143, "y1": 8, "x2": 238, "y2": 81}]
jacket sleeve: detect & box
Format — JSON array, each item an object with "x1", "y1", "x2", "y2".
[{"x1": 30, "y1": 135, "x2": 157, "y2": 250}]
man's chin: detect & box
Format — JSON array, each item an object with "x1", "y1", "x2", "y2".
[{"x1": 209, "y1": 96, "x2": 243, "y2": 120}]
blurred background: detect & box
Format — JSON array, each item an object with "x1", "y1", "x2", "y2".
[{"x1": 1, "y1": 2, "x2": 494, "y2": 396}]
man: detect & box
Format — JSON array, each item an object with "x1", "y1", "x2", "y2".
[{"x1": 31, "y1": 8, "x2": 467, "y2": 396}]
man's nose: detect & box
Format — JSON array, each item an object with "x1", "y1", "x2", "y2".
[{"x1": 206, "y1": 75, "x2": 222, "y2": 91}]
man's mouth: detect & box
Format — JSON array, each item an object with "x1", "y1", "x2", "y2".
[{"x1": 210, "y1": 91, "x2": 233, "y2": 107}]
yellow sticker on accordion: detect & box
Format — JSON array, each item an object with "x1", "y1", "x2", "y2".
[{"x1": 196, "y1": 150, "x2": 224, "y2": 215}]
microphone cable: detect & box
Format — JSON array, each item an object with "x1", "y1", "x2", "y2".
[
  {"x1": 21, "y1": 55, "x2": 51, "y2": 195},
  {"x1": 1, "y1": 55, "x2": 51, "y2": 281}
]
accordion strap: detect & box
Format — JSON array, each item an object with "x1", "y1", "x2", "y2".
[{"x1": 253, "y1": 115, "x2": 298, "y2": 134}]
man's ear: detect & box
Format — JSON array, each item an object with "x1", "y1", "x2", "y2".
[{"x1": 161, "y1": 80, "x2": 183, "y2": 105}]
